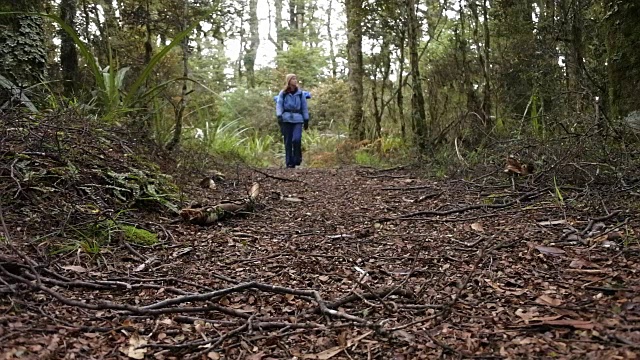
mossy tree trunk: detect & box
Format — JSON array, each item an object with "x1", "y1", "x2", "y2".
[
  {"x1": 0, "y1": 0, "x2": 46, "y2": 90},
  {"x1": 406, "y1": 0, "x2": 428, "y2": 150},
  {"x1": 344, "y1": 0, "x2": 365, "y2": 141},
  {"x1": 243, "y1": 0, "x2": 259, "y2": 88},
  {"x1": 605, "y1": 0, "x2": 640, "y2": 120},
  {"x1": 59, "y1": 0, "x2": 78, "y2": 96}
]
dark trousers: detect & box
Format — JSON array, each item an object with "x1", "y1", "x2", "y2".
[{"x1": 281, "y1": 122, "x2": 303, "y2": 167}]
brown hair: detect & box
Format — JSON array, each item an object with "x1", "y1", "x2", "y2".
[{"x1": 283, "y1": 73, "x2": 297, "y2": 93}]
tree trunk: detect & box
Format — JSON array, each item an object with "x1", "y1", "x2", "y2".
[
  {"x1": 327, "y1": 0, "x2": 337, "y2": 78},
  {"x1": 102, "y1": 0, "x2": 119, "y2": 64},
  {"x1": 407, "y1": 0, "x2": 428, "y2": 149},
  {"x1": 60, "y1": 0, "x2": 78, "y2": 96},
  {"x1": 267, "y1": 0, "x2": 283, "y2": 51},
  {"x1": 396, "y1": 23, "x2": 406, "y2": 140},
  {"x1": 0, "y1": 0, "x2": 46, "y2": 91},
  {"x1": 470, "y1": 0, "x2": 492, "y2": 128},
  {"x1": 244, "y1": 0, "x2": 260, "y2": 88},
  {"x1": 604, "y1": 0, "x2": 640, "y2": 120},
  {"x1": 144, "y1": 0, "x2": 153, "y2": 64},
  {"x1": 275, "y1": 0, "x2": 283, "y2": 49},
  {"x1": 167, "y1": 0, "x2": 189, "y2": 151},
  {"x1": 568, "y1": 0, "x2": 584, "y2": 113},
  {"x1": 235, "y1": 0, "x2": 246, "y2": 83},
  {"x1": 344, "y1": 0, "x2": 365, "y2": 140}
]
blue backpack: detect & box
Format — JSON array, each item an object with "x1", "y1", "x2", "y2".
[{"x1": 273, "y1": 91, "x2": 311, "y2": 103}]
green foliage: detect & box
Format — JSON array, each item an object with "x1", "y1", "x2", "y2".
[
  {"x1": 309, "y1": 80, "x2": 350, "y2": 130},
  {"x1": 0, "y1": 13, "x2": 46, "y2": 88},
  {"x1": 118, "y1": 224, "x2": 158, "y2": 246},
  {"x1": 354, "y1": 149, "x2": 388, "y2": 168},
  {"x1": 0, "y1": 11, "x2": 210, "y2": 119},
  {"x1": 217, "y1": 88, "x2": 276, "y2": 133},
  {"x1": 0, "y1": 74, "x2": 38, "y2": 112},
  {"x1": 102, "y1": 168, "x2": 179, "y2": 214},
  {"x1": 275, "y1": 41, "x2": 327, "y2": 88}
]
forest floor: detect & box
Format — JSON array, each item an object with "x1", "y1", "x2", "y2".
[{"x1": 2, "y1": 162, "x2": 640, "y2": 359}]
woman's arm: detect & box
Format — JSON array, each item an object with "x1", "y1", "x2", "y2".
[
  {"x1": 276, "y1": 91, "x2": 284, "y2": 117},
  {"x1": 301, "y1": 92, "x2": 309, "y2": 121}
]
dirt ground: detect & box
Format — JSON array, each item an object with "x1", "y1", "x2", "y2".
[{"x1": 1, "y1": 165, "x2": 639, "y2": 359}]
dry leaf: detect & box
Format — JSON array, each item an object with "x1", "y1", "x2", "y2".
[
  {"x1": 528, "y1": 315, "x2": 562, "y2": 322},
  {"x1": 337, "y1": 331, "x2": 347, "y2": 347},
  {"x1": 537, "y1": 219, "x2": 567, "y2": 226},
  {"x1": 283, "y1": 197, "x2": 303, "y2": 202},
  {"x1": 515, "y1": 308, "x2": 540, "y2": 322},
  {"x1": 208, "y1": 352, "x2": 221, "y2": 360},
  {"x1": 61, "y1": 265, "x2": 87, "y2": 273},
  {"x1": 471, "y1": 222, "x2": 484, "y2": 232},
  {"x1": 119, "y1": 333, "x2": 147, "y2": 359},
  {"x1": 484, "y1": 279, "x2": 527, "y2": 295},
  {"x1": 535, "y1": 295, "x2": 563, "y2": 306},
  {"x1": 292, "y1": 332, "x2": 372, "y2": 360},
  {"x1": 247, "y1": 351, "x2": 265, "y2": 360},
  {"x1": 249, "y1": 183, "x2": 260, "y2": 200},
  {"x1": 542, "y1": 319, "x2": 595, "y2": 330},
  {"x1": 133, "y1": 263, "x2": 146, "y2": 272},
  {"x1": 393, "y1": 330, "x2": 415, "y2": 342},
  {"x1": 534, "y1": 245, "x2": 566, "y2": 255}
]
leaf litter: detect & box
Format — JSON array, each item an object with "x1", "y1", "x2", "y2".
[{"x1": 1, "y1": 164, "x2": 639, "y2": 359}]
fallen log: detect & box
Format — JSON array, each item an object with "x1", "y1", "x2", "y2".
[{"x1": 179, "y1": 183, "x2": 260, "y2": 225}]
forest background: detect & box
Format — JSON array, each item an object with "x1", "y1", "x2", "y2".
[{"x1": 1, "y1": 0, "x2": 640, "y2": 176}]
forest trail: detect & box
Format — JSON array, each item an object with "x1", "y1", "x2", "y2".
[{"x1": 2, "y1": 166, "x2": 639, "y2": 359}]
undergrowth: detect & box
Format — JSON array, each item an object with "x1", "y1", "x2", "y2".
[{"x1": 1, "y1": 110, "x2": 176, "y2": 257}]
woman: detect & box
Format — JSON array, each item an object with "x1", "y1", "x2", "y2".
[{"x1": 276, "y1": 74, "x2": 309, "y2": 168}]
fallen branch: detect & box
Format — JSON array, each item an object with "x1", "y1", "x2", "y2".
[
  {"x1": 179, "y1": 183, "x2": 260, "y2": 225},
  {"x1": 381, "y1": 185, "x2": 435, "y2": 191},
  {"x1": 251, "y1": 168, "x2": 307, "y2": 184},
  {"x1": 580, "y1": 210, "x2": 623, "y2": 236},
  {"x1": 381, "y1": 188, "x2": 548, "y2": 221}
]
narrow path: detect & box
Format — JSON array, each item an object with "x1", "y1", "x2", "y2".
[{"x1": 2, "y1": 167, "x2": 638, "y2": 359}]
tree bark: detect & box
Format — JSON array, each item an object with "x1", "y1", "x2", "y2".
[
  {"x1": 604, "y1": 0, "x2": 640, "y2": 120},
  {"x1": 144, "y1": 0, "x2": 153, "y2": 65},
  {"x1": 60, "y1": 0, "x2": 78, "y2": 96},
  {"x1": 167, "y1": 0, "x2": 189, "y2": 151},
  {"x1": 244, "y1": 0, "x2": 260, "y2": 88},
  {"x1": 344, "y1": 0, "x2": 365, "y2": 140},
  {"x1": 397, "y1": 25, "x2": 406, "y2": 140},
  {"x1": 275, "y1": 0, "x2": 283, "y2": 49},
  {"x1": 0, "y1": 0, "x2": 46, "y2": 90},
  {"x1": 327, "y1": 0, "x2": 337, "y2": 78},
  {"x1": 407, "y1": 0, "x2": 428, "y2": 149}
]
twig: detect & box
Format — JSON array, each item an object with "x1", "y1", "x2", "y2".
[
  {"x1": 381, "y1": 188, "x2": 548, "y2": 221},
  {"x1": 580, "y1": 210, "x2": 622, "y2": 236},
  {"x1": 388, "y1": 244, "x2": 487, "y2": 332},
  {"x1": 361, "y1": 174, "x2": 409, "y2": 179},
  {"x1": 123, "y1": 241, "x2": 148, "y2": 261},
  {"x1": 251, "y1": 167, "x2": 307, "y2": 184},
  {"x1": 0, "y1": 201, "x2": 41, "y2": 286},
  {"x1": 425, "y1": 331, "x2": 459, "y2": 356},
  {"x1": 326, "y1": 287, "x2": 414, "y2": 310},
  {"x1": 380, "y1": 184, "x2": 436, "y2": 191}
]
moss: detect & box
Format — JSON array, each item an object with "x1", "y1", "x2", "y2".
[{"x1": 119, "y1": 225, "x2": 158, "y2": 245}]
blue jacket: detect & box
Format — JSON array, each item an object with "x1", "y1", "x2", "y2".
[{"x1": 276, "y1": 88, "x2": 309, "y2": 124}]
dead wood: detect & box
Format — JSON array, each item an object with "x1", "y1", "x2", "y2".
[
  {"x1": 251, "y1": 167, "x2": 307, "y2": 184},
  {"x1": 179, "y1": 182, "x2": 260, "y2": 225},
  {"x1": 381, "y1": 188, "x2": 548, "y2": 221}
]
